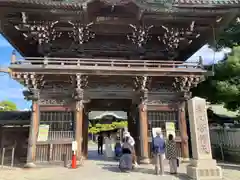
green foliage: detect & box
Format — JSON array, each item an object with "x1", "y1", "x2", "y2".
[
  {"x1": 0, "y1": 100, "x2": 17, "y2": 111},
  {"x1": 88, "y1": 121, "x2": 128, "y2": 134},
  {"x1": 210, "y1": 18, "x2": 240, "y2": 50},
  {"x1": 216, "y1": 20, "x2": 240, "y2": 49},
  {"x1": 192, "y1": 46, "x2": 240, "y2": 112}
]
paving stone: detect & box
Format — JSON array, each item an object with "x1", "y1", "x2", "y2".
[{"x1": 0, "y1": 146, "x2": 239, "y2": 180}]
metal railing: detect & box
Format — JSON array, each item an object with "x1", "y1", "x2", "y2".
[{"x1": 10, "y1": 57, "x2": 204, "y2": 70}]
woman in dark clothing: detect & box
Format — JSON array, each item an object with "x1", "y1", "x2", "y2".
[{"x1": 166, "y1": 134, "x2": 178, "y2": 174}]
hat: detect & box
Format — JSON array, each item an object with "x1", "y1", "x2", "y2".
[{"x1": 123, "y1": 131, "x2": 130, "y2": 137}]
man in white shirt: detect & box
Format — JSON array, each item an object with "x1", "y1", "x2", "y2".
[{"x1": 123, "y1": 131, "x2": 138, "y2": 166}]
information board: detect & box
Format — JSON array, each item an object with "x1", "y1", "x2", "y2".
[{"x1": 37, "y1": 124, "x2": 50, "y2": 142}]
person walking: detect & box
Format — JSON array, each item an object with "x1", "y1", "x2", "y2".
[
  {"x1": 153, "y1": 130, "x2": 165, "y2": 175},
  {"x1": 119, "y1": 136, "x2": 133, "y2": 171},
  {"x1": 97, "y1": 132, "x2": 103, "y2": 155},
  {"x1": 166, "y1": 134, "x2": 178, "y2": 174},
  {"x1": 123, "y1": 131, "x2": 138, "y2": 167}
]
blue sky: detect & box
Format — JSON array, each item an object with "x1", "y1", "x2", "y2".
[{"x1": 0, "y1": 34, "x2": 229, "y2": 110}]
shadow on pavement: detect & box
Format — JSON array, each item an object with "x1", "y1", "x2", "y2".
[
  {"x1": 98, "y1": 163, "x2": 122, "y2": 173},
  {"x1": 87, "y1": 149, "x2": 117, "y2": 162},
  {"x1": 218, "y1": 163, "x2": 240, "y2": 171}
]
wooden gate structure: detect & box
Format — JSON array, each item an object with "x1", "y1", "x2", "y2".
[{"x1": 0, "y1": 0, "x2": 239, "y2": 166}]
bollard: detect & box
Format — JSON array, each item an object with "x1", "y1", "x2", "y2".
[
  {"x1": 1, "y1": 148, "x2": 5, "y2": 168},
  {"x1": 11, "y1": 147, "x2": 15, "y2": 167},
  {"x1": 71, "y1": 151, "x2": 77, "y2": 169},
  {"x1": 63, "y1": 153, "x2": 68, "y2": 168}
]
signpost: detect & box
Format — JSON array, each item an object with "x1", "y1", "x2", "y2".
[{"x1": 71, "y1": 141, "x2": 77, "y2": 169}]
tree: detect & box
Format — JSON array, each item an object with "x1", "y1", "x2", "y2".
[
  {"x1": 88, "y1": 121, "x2": 128, "y2": 134},
  {"x1": 0, "y1": 100, "x2": 18, "y2": 111},
  {"x1": 215, "y1": 18, "x2": 240, "y2": 49},
  {"x1": 192, "y1": 46, "x2": 240, "y2": 111}
]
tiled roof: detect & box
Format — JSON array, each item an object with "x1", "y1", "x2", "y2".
[
  {"x1": 175, "y1": 0, "x2": 240, "y2": 5},
  {"x1": 0, "y1": 111, "x2": 31, "y2": 124},
  {"x1": 2, "y1": 0, "x2": 240, "y2": 7}
]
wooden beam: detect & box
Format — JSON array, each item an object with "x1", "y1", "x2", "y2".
[
  {"x1": 0, "y1": 19, "x2": 38, "y2": 56},
  {"x1": 179, "y1": 11, "x2": 239, "y2": 61}
]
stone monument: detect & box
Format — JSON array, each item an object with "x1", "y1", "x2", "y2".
[{"x1": 187, "y1": 97, "x2": 222, "y2": 180}]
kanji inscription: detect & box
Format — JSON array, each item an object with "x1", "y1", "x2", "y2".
[{"x1": 195, "y1": 103, "x2": 211, "y2": 154}]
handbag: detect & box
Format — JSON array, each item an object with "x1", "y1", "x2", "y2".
[{"x1": 176, "y1": 158, "x2": 179, "y2": 167}]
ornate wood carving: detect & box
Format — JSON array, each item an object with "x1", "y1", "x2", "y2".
[
  {"x1": 23, "y1": 88, "x2": 39, "y2": 101},
  {"x1": 151, "y1": 83, "x2": 175, "y2": 93},
  {"x1": 133, "y1": 76, "x2": 152, "y2": 91},
  {"x1": 38, "y1": 99, "x2": 67, "y2": 106},
  {"x1": 42, "y1": 83, "x2": 72, "y2": 94},
  {"x1": 14, "y1": 12, "x2": 62, "y2": 45},
  {"x1": 71, "y1": 74, "x2": 88, "y2": 110},
  {"x1": 11, "y1": 72, "x2": 45, "y2": 101},
  {"x1": 173, "y1": 76, "x2": 204, "y2": 98},
  {"x1": 68, "y1": 21, "x2": 95, "y2": 45},
  {"x1": 127, "y1": 24, "x2": 153, "y2": 48},
  {"x1": 11, "y1": 72, "x2": 44, "y2": 89},
  {"x1": 146, "y1": 99, "x2": 176, "y2": 106}
]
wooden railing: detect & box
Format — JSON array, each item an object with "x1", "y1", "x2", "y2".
[{"x1": 10, "y1": 57, "x2": 204, "y2": 70}]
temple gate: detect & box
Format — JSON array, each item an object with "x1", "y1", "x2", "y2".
[{"x1": 0, "y1": 0, "x2": 239, "y2": 167}]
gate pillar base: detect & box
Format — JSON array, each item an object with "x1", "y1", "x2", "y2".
[
  {"x1": 24, "y1": 162, "x2": 36, "y2": 168},
  {"x1": 181, "y1": 158, "x2": 190, "y2": 163}
]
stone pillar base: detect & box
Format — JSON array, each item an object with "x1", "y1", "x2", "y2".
[
  {"x1": 24, "y1": 162, "x2": 36, "y2": 168},
  {"x1": 139, "y1": 157, "x2": 150, "y2": 164},
  {"x1": 181, "y1": 158, "x2": 190, "y2": 163},
  {"x1": 187, "y1": 159, "x2": 222, "y2": 180}
]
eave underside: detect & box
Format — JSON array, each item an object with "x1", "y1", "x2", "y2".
[{"x1": 0, "y1": 1, "x2": 239, "y2": 60}]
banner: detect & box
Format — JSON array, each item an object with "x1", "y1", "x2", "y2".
[
  {"x1": 37, "y1": 124, "x2": 50, "y2": 142},
  {"x1": 165, "y1": 122, "x2": 176, "y2": 138}
]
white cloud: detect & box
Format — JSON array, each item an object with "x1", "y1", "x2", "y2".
[{"x1": 187, "y1": 45, "x2": 230, "y2": 65}]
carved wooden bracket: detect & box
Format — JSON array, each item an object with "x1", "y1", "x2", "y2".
[
  {"x1": 173, "y1": 76, "x2": 204, "y2": 99},
  {"x1": 23, "y1": 88, "x2": 40, "y2": 101},
  {"x1": 127, "y1": 24, "x2": 153, "y2": 48},
  {"x1": 71, "y1": 74, "x2": 88, "y2": 89},
  {"x1": 76, "y1": 100, "x2": 84, "y2": 111},
  {"x1": 133, "y1": 76, "x2": 151, "y2": 91},
  {"x1": 71, "y1": 74, "x2": 88, "y2": 109},
  {"x1": 11, "y1": 72, "x2": 44, "y2": 89}
]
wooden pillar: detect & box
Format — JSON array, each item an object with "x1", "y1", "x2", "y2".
[
  {"x1": 127, "y1": 108, "x2": 140, "y2": 159},
  {"x1": 138, "y1": 103, "x2": 150, "y2": 164},
  {"x1": 75, "y1": 101, "x2": 83, "y2": 160},
  {"x1": 82, "y1": 111, "x2": 88, "y2": 158},
  {"x1": 25, "y1": 100, "x2": 39, "y2": 168},
  {"x1": 179, "y1": 101, "x2": 189, "y2": 160}
]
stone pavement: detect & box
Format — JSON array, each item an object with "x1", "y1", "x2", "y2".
[{"x1": 0, "y1": 146, "x2": 239, "y2": 180}]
